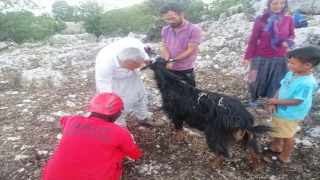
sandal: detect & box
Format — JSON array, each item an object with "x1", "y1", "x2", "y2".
[
  {"x1": 149, "y1": 105, "x2": 163, "y2": 112},
  {"x1": 249, "y1": 98, "x2": 258, "y2": 107},
  {"x1": 260, "y1": 147, "x2": 282, "y2": 155},
  {"x1": 264, "y1": 155, "x2": 291, "y2": 164}
]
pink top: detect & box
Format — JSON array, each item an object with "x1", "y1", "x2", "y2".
[{"x1": 244, "y1": 16, "x2": 295, "y2": 60}]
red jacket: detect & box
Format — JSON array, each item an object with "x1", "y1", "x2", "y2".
[{"x1": 42, "y1": 116, "x2": 141, "y2": 180}]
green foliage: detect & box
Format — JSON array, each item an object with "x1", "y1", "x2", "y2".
[
  {"x1": 39, "y1": 12, "x2": 54, "y2": 19},
  {"x1": 74, "y1": 0, "x2": 104, "y2": 22},
  {"x1": 208, "y1": 0, "x2": 244, "y2": 19},
  {"x1": 0, "y1": 0, "x2": 40, "y2": 11},
  {"x1": 0, "y1": 11, "x2": 66, "y2": 43},
  {"x1": 145, "y1": 0, "x2": 211, "y2": 24},
  {"x1": 82, "y1": 15, "x2": 103, "y2": 38},
  {"x1": 82, "y1": 3, "x2": 154, "y2": 38},
  {"x1": 0, "y1": 0, "x2": 253, "y2": 43},
  {"x1": 100, "y1": 3, "x2": 154, "y2": 37},
  {"x1": 51, "y1": 0, "x2": 74, "y2": 21},
  {"x1": 183, "y1": 0, "x2": 208, "y2": 23},
  {"x1": 76, "y1": 0, "x2": 105, "y2": 38}
]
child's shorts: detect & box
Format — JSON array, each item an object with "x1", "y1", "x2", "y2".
[{"x1": 268, "y1": 115, "x2": 301, "y2": 138}]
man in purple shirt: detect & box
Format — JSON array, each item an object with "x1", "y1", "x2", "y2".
[{"x1": 160, "y1": 1, "x2": 202, "y2": 87}]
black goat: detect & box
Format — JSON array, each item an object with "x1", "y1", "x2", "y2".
[{"x1": 141, "y1": 57, "x2": 272, "y2": 170}]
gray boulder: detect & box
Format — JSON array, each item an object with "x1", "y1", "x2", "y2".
[
  {"x1": 219, "y1": 12, "x2": 228, "y2": 21},
  {"x1": 288, "y1": 0, "x2": 320, "y2": 14},
  {"x1": 21, "y1": 68, "x2": 63, "y2": 87},
  {"x1": 48, "y1": 34, "x2": 95, "y2": 47},
  {"x1": 251, "y1": 0, "x2": 268, "y2": 16},
  {"x1": 293, "y1": 26, "x2": 320, "y2": 48},
  {"x1": 227, "y1": 4, "x2": 243, "y2": 16},
  {"x1": 0, "y1": 42, "x2": 8, "y2": 50}
]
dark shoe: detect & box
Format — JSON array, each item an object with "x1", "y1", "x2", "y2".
[
  {"x1": 137, "y1": 115, "x2": 166, "y2": 127},
  {"x1": 264, "y1": 155, "x2": 291, "y2": 164},
  {"x1": 260, "y1": 147, "x2": 281, "y2": 155}
]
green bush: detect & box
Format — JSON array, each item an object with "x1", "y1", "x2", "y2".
[
  {"x1": 145, "y1": 0, "x2": 211, "y2": 24},
  {"x1": 82, "y1": 3, "x2": 154, "y2": 38},
  {"x1": 209, "y1": 0, "x2": 241, "y2": 19},
  {"x1": 178, "y1": 0, "x2": 210, "y2": 23},
  {"x1": 82, "y1": 15, "x2": 103, "y2": 38},
  {"x1": 207, "y1": 0, "x2": 253, "y2": 19},
  {"x1": 100, "y1": 3, "x2": 154, "y2": 36},
  {"x1": 74, "y1": 0, "x2": 104, "y2": 22},
  {"x1": 51, "y1": 0, "x2": 74, "y2": 21},
  {"x1": 77, "y1": 0, "x2": 105, "y2": 38},
  {"x1": 0, "y1": 11, "x2": 66, "y2": 43}
]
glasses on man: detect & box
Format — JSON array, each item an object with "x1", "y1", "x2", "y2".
[{"x1": 164, "y1": 16, "x2": 180, "y2": 22}]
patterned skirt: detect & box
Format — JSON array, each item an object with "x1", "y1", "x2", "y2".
[{"x1": 248, "y1": 56, "x2": 288, "y2": 100}]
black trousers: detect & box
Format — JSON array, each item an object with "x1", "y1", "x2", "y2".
[{"x1": 169, "y1": 68, "x2": 196, "y2": 87}]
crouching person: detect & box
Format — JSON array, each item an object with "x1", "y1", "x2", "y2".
[
  {"x1": 265, "y1": 46, "x2": 320, "y2": 164},
  {"x1": 95, "y1": 37, "x2": 166, "y2": 127},
  {"x1": 42, "y1": 93, "x2": 141, "y2": 180}
]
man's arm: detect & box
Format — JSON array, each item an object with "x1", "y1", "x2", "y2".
[
  {"x1": 269, "y1": 89, "x2": 302, "y2": 106},
  {"x1": 269, "y1": 82, "x2": 316, "y2": 106},
  {"x1": 244, "y1": 22, "x2": 261, "y2": 61},
  {"x1": 119, "y1": 132, "x2": 141, "y2": 160},
  {"x1": 267, "y1": 95, "x2": 302, "y2": 114},
  {"x1": 175, "y1": 26, "x2": 202, "y2": 61},
  {"x1": 287, "y1": 17, "x2": 296, "y2": 40},
  {"x1": 95, "y1": 65, "x2": 113, "y2": 93},
  {"x1": 273, "y1": 90, "x2": 279, "y2": 99},
  {"x1": 161, "y1": 42, "x2": 170, "y2": 60},
  {"x1": 269, "y1": 99, "x2": 302, "y2": 106},
  {"x1": 174, "y1": 43, "x2": 199, "y2": 60},
  {"x1": 267, "y1": 89, "x2": 279, "y2": 114}
]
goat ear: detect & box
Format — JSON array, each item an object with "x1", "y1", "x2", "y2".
[
  {"x1": 155, "y1": 57, "x2": 166, "y2": 62},
  {"x1": 140, "y1": 65, "x2": 149, "y2": 70}
]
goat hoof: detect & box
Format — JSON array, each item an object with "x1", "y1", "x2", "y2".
[
  {"x1": 173, "y1": 134, "x2": 182, "y2": 142},
  {"x1": 251, "y1": 164, "x2": 261, "y2": 171},
  {"x1": 205, "y1": 162, "x2": 218, "y2": 168},
  {"x1": 172, "y1": 136, "x2": 182, "y2": 143}
]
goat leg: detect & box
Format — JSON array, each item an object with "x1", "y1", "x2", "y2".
[
  {"x1": 205, "y1": 155, "x2": 225, "y2": 168},
  {"x1": 172, "y1": 120, "x2": 183, "y2": 142},
  {"x1": 173, "y1": 129, "x2": 182, "y2": 142},
  {"x1": 248, "y1": 147, "x2": 261, "y2": 171}
]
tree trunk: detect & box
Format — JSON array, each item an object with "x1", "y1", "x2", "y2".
[{"x1": 242, "y1": 0, "x2": 255, "y2": 21}]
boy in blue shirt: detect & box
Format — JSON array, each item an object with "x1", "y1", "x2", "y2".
[{"x1": 264, "y1": 46, "x2": 320, "y2": 164}]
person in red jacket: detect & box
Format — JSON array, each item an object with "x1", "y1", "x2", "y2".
[{"x1": 42, "y1": 93, "x2": 141, "y2": 180}]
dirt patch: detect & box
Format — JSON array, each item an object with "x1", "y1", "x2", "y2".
[{"x1": 0, "y1": 61, "x2": 319, "y2": 180}]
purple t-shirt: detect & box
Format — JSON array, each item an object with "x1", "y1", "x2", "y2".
[
  {"x1": 161, "y1": 21, "x2": 202, "y2": 70},
  {"x1": 244, "y1": 16, "x2": 295, "y2": 60}
]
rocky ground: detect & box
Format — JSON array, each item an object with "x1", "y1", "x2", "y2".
[
  {"x1": 1, "y1": 3, "x2": 320, "y2": 178},
  {"x1": 0, "y1": 55, "x2": 319, "y2": 180}
]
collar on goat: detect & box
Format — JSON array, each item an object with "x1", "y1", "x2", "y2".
[{"x1": 141, "y1": 57, "x2": 177, "y2": 70}]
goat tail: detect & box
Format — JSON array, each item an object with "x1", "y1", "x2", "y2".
[
  {"x1": 246, "y1": 125, "x2": 273, "y2": 134},
  {"x1": 239, "y1": 125, "x2": 273, "y2": 154}
]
